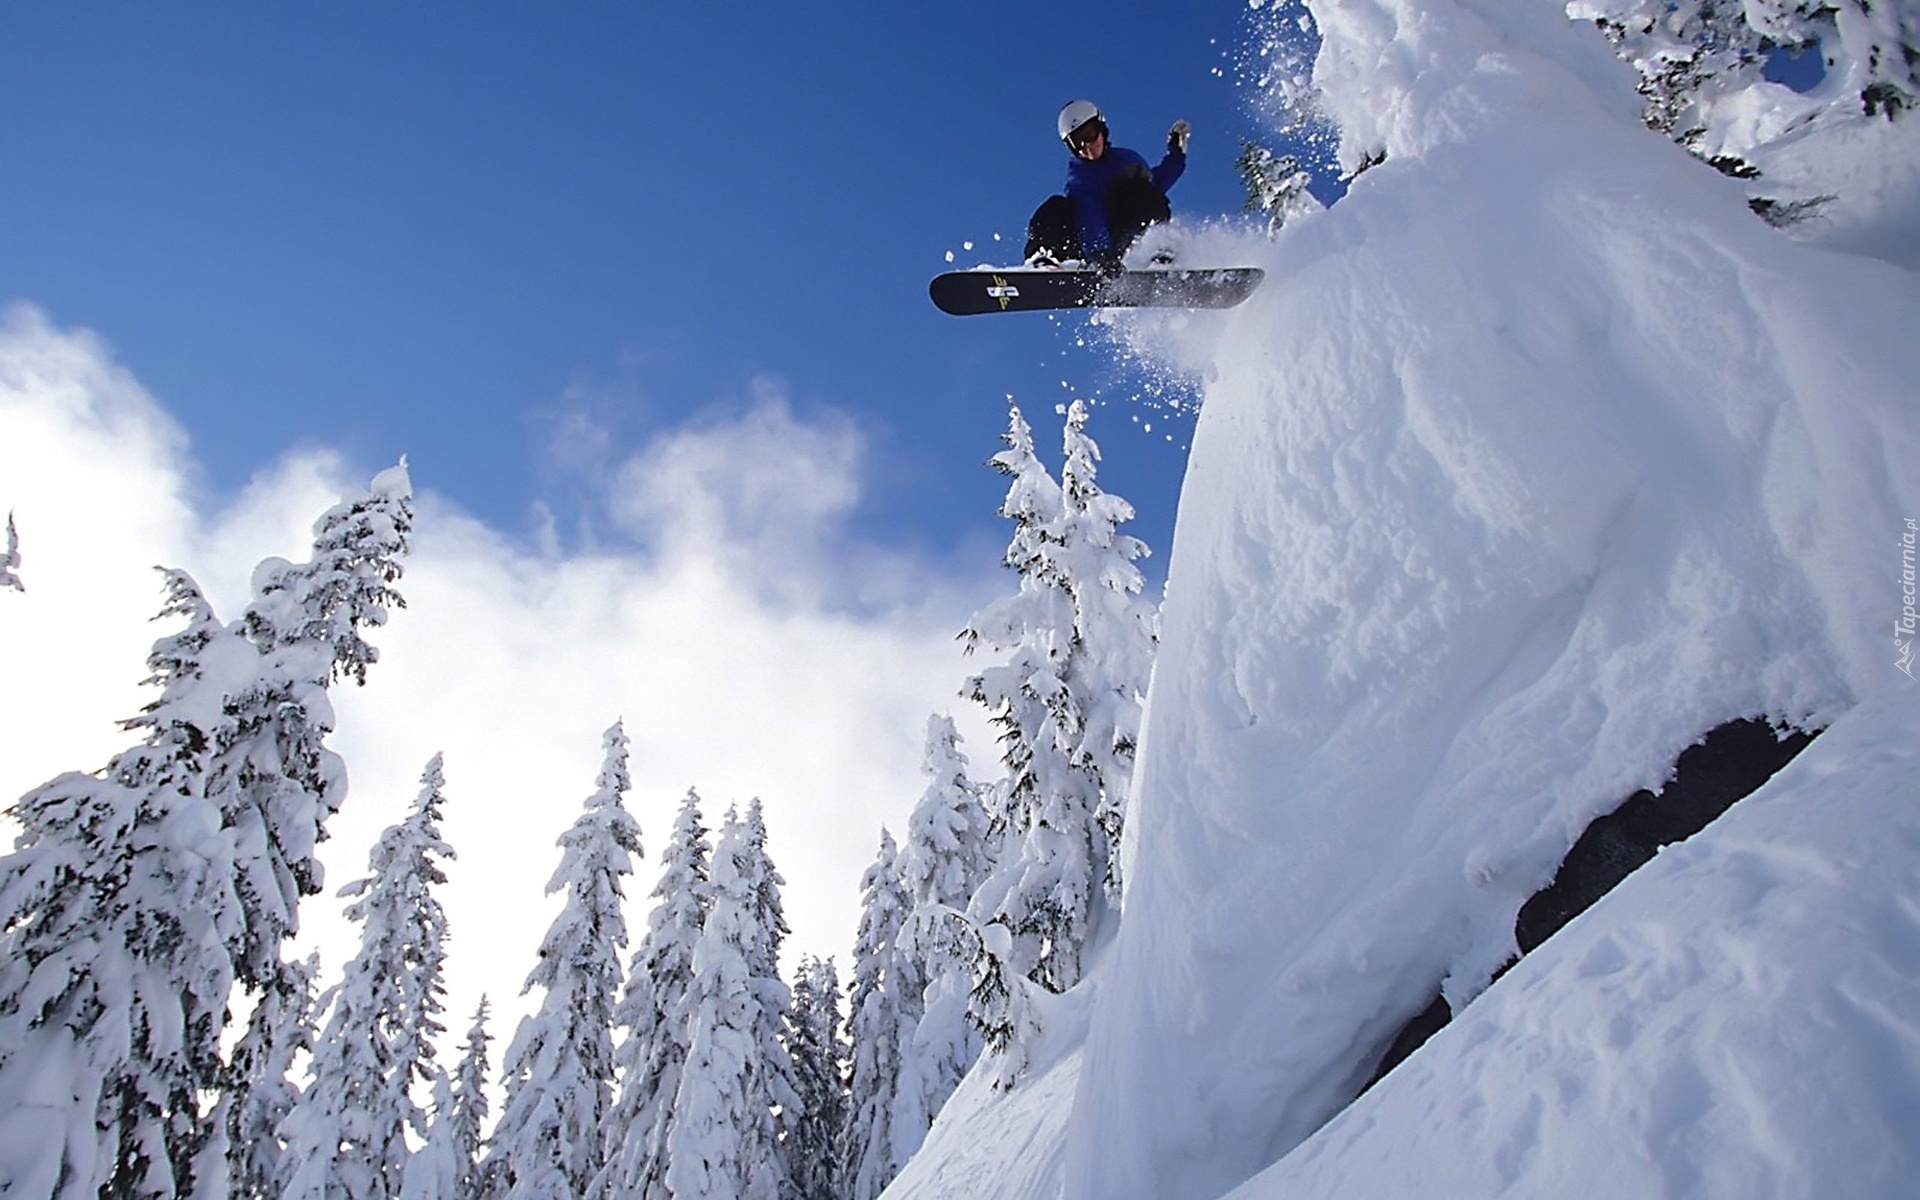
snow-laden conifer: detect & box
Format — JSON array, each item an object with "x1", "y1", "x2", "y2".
[
  {"x1": 962, "y1": 402, "x2": 1154, "y2": 1009},
  {"x1": 398, "y1": 1074, "x2": 460, "y2": 1200},
  {"x1": 0, "y1": 467, "x2": 410, "y2": 1200},
  {"x1": 594, "y1": 789, "x2": 710, "y2": 1200},
  {"x1": 401, "y1": 996, "x2": 490, "y2": 1200},
  {"x1": 281, "y1": 753, "x2": 456, "y2": 1200},
  {"x1": 843, "y1": 829, "x2": 913, "y2": 1200},
  {"x1": 895, "y1": 715, "x2": 992, "y2": 1144},
  {"x1": 784, "y1": 955, "x2": 850, "y2": 1200},
  {"x1": 1055, "y1": 398, "x2": 1156, "y2": 901},
  {"x1": 735, "y1": 801, "x2": 788, "y2": 982},
  {"x1": 956, "y1": 909, "x2": 1039, "y2": 1089},
  {"x1": 1574, "y1": 0, "x2": 1919, "y2": 168},
  {"x1": 735, "y1": 797, "x2": 802, "y2": 1191},
  {"x1": 963, "y1": 404, "x2": 1067, "y2": 855},
  {"x1": 962, "y1": 403, "x2": 1087, "y2": 995},
  {"x1": 485, "y1": 723, "x2": 640, "y2": 1199},
  {"x1": 665, "y1": 806, "x2": 797, "y2": 1200},
  {"x1": 0, "y1": 570, "x2": 239, "y2": 1199},
  {"x1": 1236, "y1": 141, "x2": 1323, "y2": 234},
  {"x1": 899, "y1": 716, "x2": 992, "y2": 924},
  {"x1": 446, "y1": 1000, "x2": 493, "y2": 1199},
  {"x1": 224, "y1": 954, "x2": 319, "y2": 1200},
  {"x1": 1, "y1": 510, "x2": 21, "y2": 592},
  {"x1": 207, "y1": 462, "x2": 413, "y2": 997}
]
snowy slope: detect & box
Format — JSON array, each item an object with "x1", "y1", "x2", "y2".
[
  {"x1": 1226, "y1": 691, "x2": 1920, "y2": 1199},
  {"x1": 886, "y1": 0, "x2": 1920, "y2": 1196},
  {"x1": 881, "y1": 985, "x2": 1093, "y2": 1200}
]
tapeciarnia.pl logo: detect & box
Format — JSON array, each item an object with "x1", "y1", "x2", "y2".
[{"x1": 1899, "y1": 518, "x2": 1917, "y2": 679}]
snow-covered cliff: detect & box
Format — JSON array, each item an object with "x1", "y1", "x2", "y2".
[{"x1": 887, "y1": 0, "x2": 1920, "y2": 1195}]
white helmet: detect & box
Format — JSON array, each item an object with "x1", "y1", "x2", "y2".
[{"x1": 1057, "y1": 98, "x2": 1104, "y2": 144}]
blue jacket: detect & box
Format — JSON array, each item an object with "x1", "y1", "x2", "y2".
[{"x1": 1066, "y1": 144, "x2": 1186, "y2": 255}]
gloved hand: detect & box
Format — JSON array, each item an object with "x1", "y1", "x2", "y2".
[{"x1": 1168, "y1": 118, "x2": 1191, "y2": 155}]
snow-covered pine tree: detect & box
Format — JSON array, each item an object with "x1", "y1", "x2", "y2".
[
  {"x1": 665, "y1": 806, "x2": 797, "y2": 1200},
  {"x1": 1573, "y1": 0, "x2": 1919, "y2": 173},
  {"x1": 281, "y1": 752, "x2": 457, "y2": 1200},
  {"x1": 962, "y1": 404, "x2": 1067, "y2": 857},
  {"x1": 224, "y1": 953, "x2": 320, "y2": 1200},
  {"x1": 207, "y1": 462, "x2": 414, "y2": 998},
  {"x1": 962, "y1": 401, "x2": 1155, "y2": 1008},
  {"x1": 402, "y1": 996, "x2": 491, "y2": 1200},
  {"x1": 956, "y1": 406, "x2": 1074, "y2": 1076},
  {"x1": 594, "y1": 789, "x2": 711, "y2": 1200},
  {"x1": 899, "y1": 714, "x2": 993, "y2": 967},
  {"x1": 734, "y1": 797, "x2": 802, "y2": 1195},
  {"x1": 784, "y1": 956, "x2": 849, "y2": 1200},
  {"x1": 954, "y1": 908, "x2": 1039, "y2": 1090},
  {"x1": 445, "y1": 1000, "x2": 493, "y2": 1200},
  {"x1": 843, "y1": 829, "x2": 913, "y2": 1200},
  {"x1": 0, "y1": 569, "x2": 241, "y2": 1199},
  {"x1": 1, "y1": 510, "x2": 21, "y2": 591},
  {"x1": 0, "y1": 467, "x2": 411, "y2": 1200},
  {"x1": 1577, "y1": 0, "x2": 1767, "y2": 148},
  {"x1": 398, "y1": 1074, "x2": 461, "y2": 1200},
  {"x1": 1235, "y1": 140, "x2": 1323, "y2": 233},
  {"x1": 1055, "y1": 397, "x2": 1156, "y2": 902},
  {"x1": 895, "y1": 715, "x2": 992, "y2": 1146},
  {"x1": 485, "y1": 723, "x2": 640, "y2": 1200},
  {"x1": 735, "y1": 800, "x2": 789, "y2": 980}
]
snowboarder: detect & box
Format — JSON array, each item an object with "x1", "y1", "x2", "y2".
[{"x1": 1025, "y1": 99, "x2": 1189, "y2": 270}]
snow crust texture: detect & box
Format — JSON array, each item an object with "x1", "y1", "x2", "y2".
[{"x1": 887, "y1": 0, "x2": 1920, "y2": 1196}]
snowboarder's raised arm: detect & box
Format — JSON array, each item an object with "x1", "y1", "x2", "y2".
[{"x1": 1154, "y1": 119, "x2": 1189, "y2": 193}]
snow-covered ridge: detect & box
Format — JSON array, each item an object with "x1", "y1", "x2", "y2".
[{"x1": 887, "y1": 0, "x2": 1920, "y2": 1195}]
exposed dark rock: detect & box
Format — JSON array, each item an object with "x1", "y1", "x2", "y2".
[
  {"x1": 1361, "y1": 992, "x2": 1452, "y2": 1092},
  {"x1": 1357, "y1": 717, "x2": 1819, "y2": 1099},
  {"x1": 1515, "y1": 718, "x2": 1818, "y2": 952}
]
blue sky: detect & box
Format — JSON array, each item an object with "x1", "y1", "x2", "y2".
[
  {"x1": 0, "y1": 1, "x2": 1324, "y2": 576},
  {"x1": 0, "y1": 0, "x2": 1336, "y2": 991}
]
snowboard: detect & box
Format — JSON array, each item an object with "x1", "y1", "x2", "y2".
[{"x1": 929, "y1": 266, "x2": 1265, "y2": 316}]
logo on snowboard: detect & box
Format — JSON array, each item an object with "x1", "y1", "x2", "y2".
[{"x1": 987, "y1": 275, "x2": 1020, "y2": 310}]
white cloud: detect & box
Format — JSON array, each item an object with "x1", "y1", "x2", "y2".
[
  {"x1": 0, "y1": 305, "x2": 1003, "y2": 1049},
  {"x1": 610, "y1": 377, "x2": 863, "y2": 574},
  {"x1": 0, "y1": 304, "x2": 199, "y2": 791}
]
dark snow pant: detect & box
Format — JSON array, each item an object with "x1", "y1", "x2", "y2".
[{"x1": 1024, "y1": 176, "x2": 1172, "y2": 268}]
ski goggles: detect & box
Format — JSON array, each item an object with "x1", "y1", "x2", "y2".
[{"x1": 1066, "y1": 120, "x2": 1105, "y2": 152}]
